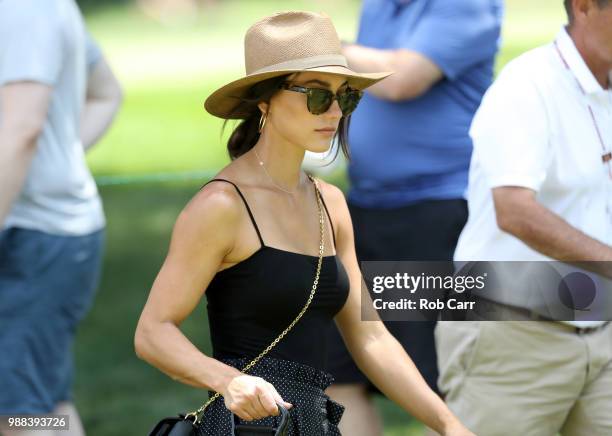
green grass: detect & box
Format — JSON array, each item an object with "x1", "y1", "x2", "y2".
[
  {"x1": 86, "y1": 84, "x2": 228, "y2": 175},
  {"x1": 74, "y1": 182, "x2": 211, "y2": 436},
  {"x1": 85, "y1": 0, "x2": 364, "y2": 176},
  {"x1": 73, "y1": 1, "x2": 570, "y2": 435},
  {"x1": 85, "y1": 0, "x2": 567, "y2": 177}
]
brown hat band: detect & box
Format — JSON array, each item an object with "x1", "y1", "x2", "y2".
[{"x1": 249, "y1": 54, "x2": 349, "y2": 76}]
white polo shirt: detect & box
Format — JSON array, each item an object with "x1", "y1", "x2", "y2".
[{"x1": 454, "y1": 27, "x2": 612, "y2": 326}]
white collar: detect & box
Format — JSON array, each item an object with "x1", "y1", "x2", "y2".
[{"x1": 555, "y1": 27, "x2": 606, "y2": 95}]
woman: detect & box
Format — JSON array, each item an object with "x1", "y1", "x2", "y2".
[{"x1": 135, "y1": 11, "x2": 474, "y2": 436}]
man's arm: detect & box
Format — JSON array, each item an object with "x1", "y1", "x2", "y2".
[
  {"x1": 493, "y1": 186, "x2": 612, "y2": 276},
  {"x1": 343, "y1": 1, "x2": 501, "y2": 102},
  {"x1": 80, "y1": 56, "x2": 122, "y2": 151},
  {"x1": 342, "y1": 44, "x2": 443, "y2": 101},
  {"x1": 0, "y1": 82, "x2": 52, "y2": 226}
]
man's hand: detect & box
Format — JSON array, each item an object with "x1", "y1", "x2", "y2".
[{"x1": 0, "y1": 82, "x2": 52, "y2": 226}]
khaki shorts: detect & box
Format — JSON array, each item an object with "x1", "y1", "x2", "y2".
[{"x1": 435, "y1": 321, "x2": 612, "y2": 436}]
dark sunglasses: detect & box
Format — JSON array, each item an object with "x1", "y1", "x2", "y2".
[{"x1": 280, "y1": 82, "x2": 363, "y2": 116}]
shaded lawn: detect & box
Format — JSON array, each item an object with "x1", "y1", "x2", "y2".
[{"x1": 74, "y1": 182, "x2": 211, "y2": 436}]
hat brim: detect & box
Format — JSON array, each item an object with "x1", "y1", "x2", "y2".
[{"x1": 204, "y1": 65, "x2": 392, "y2": 119}]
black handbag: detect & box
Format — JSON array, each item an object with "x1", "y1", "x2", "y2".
[
  {"x1": 232, "y1": 403, "x2": 292, "y2": 436},
  {"x1": 148, "y1": 403, "x2": 292, "y2": 436},
  {"x1": 148, "y1": 414, "x2": 199, "y2": 436},
  {"x1": 148, "y1": 178, "x2": 325, "y2": 436}
]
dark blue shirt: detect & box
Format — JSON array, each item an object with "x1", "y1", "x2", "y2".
[{"x1": 348, "y1": 0, "x2": 503, "y2": 208}]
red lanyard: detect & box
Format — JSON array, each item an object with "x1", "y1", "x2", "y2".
[{"x1": 554, "y1": 40, "x2": 612, "y2": 179}]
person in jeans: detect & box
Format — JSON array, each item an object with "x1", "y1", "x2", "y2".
[{"x1": 0, "y1": 1, "x2": 122, "y2": 434}]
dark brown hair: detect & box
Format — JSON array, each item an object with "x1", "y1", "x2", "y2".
[{"x1": 223, "y1": 75, "x2": 352, "y2": 163}]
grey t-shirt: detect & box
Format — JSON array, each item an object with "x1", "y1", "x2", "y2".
[{"x1": 0, "y1": 0, "x2": 105, "y2": 236}]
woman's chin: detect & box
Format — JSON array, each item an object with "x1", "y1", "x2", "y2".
[{"x1": 306, "y1": 141, "x2": 333, "y2": 154}]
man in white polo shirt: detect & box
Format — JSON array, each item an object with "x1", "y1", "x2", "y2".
[{"x1": 435, "y1": 0, "x2": 612, "y2": 434}]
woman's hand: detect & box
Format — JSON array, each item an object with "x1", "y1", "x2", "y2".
[{"x1": 222, "y1": 374, "x2": 293, "y2": 421}]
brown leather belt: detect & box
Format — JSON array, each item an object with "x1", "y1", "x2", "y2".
[{"x1": 571, "y1": 323, "x2": 610, "y2": 335}]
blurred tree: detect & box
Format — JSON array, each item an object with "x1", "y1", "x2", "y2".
[
  {"x1": 135, "y1": 0, "x2": 218, "y2": 25},
  {"x1": 76, "y1": 0, "x2": 129, "y2": 12}
]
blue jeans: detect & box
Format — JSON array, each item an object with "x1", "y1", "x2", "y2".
[{"x1": 0, "y1": 227, "x2": 105, "y2": 413}]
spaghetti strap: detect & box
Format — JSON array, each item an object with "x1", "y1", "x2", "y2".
[
  {"x1": 201, "y1": 178, "x2": 265, "y2": 247},
  {"x1": 308, "y1": 175, "x2": 336, "y2": 250},
  {"x1": 316, "y1": 187, "x2": 337, "y2": 250}
]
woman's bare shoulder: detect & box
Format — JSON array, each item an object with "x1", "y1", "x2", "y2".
[
  {"x1": 174, "y1": 176, "x2": 245, "y2": 244},
  {"x1": 311, "y1": 178, "x2": 352, "y2": 234},
  {"x1": 314, "y1": 178, "x2": 347, "y2": 210},
  {"x1": 187, "y1": 160, "x2": 250, "y2": 215}
]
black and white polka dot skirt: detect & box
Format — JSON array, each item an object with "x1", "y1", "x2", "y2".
[{"x1": 196, "y1": 357, "x2": 345, "y2": 435}]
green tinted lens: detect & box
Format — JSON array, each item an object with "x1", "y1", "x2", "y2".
[
  {"x1": 307, "y1": 89, "x2": 334, "y2": 115},
  {"x1": 337, "y1": 89, "x2": 363, "y2": 116}
]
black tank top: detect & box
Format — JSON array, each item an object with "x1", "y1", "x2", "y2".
[{"x1": 203, "y1": 179, "x2": 350, "y2": 371}]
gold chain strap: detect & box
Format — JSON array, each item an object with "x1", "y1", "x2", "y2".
[{"x1": 186, "y1": 176, "x2": 326, "y2": 424}]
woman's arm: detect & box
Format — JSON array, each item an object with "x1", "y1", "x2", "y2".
[
  {"x1": 319, "y1": 182, "x2": 472, "y2": 436},
  {"x1": 134, "y1": 183, "x2": 242, "y2": 392},
  {"x1": 134, "y1": 183, "x2": 291, "y2": 420}
]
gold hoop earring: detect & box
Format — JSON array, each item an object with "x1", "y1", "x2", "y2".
[{"x1": 258, "y1": 112, "x2": 268, "y2": 133}]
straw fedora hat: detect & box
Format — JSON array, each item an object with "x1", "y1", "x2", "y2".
[{"x1": 204, "y1": 11, "x2": 391, "y2": 119}]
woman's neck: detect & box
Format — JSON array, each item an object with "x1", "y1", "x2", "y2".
[{"x1": 250, "y1": 131, "x2": 306, "y2": 193}]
